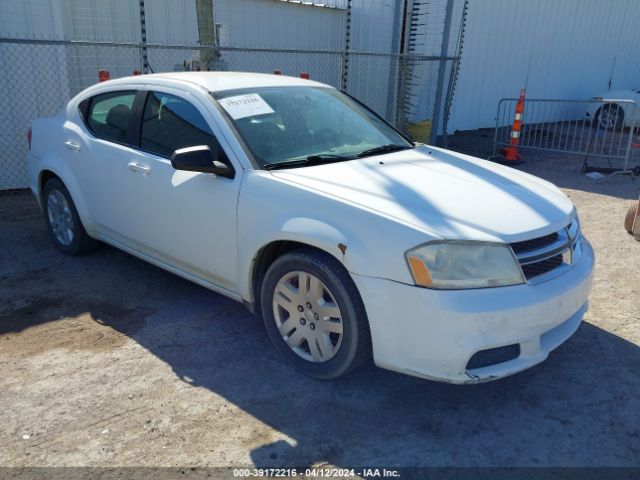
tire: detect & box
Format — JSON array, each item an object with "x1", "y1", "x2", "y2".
[
  {"x1": 595, "y1": 103, "x2": 624, "y2": 130},
  {"x1": 260, "y1": 248, "x2": 371, "y2": 380},
  {"x1": 42, "y1": 178, "x2": 98, "y2": 255}
]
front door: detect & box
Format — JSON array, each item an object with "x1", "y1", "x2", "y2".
[{"x1": 126, "y1": 89, "x2": 241, "y2": 291}]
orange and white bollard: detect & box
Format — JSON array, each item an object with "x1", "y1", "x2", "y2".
[{"x1": 499, "y1": 89, "x2": 526, "y2": 165}]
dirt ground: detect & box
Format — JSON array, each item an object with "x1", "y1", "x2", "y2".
[{"x1": 1, "y1": 143, "x2": 639, "y2": 473}]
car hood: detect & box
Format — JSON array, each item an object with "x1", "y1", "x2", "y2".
[
  {"x1": 269, "y1": 147, "x2": 575, "y2": 242},
  {"x1": 594, "y1": 89, "x2": 637, "y2": 101}
]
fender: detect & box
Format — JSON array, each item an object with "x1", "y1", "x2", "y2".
[
  {"x1": 34, "y1": 150, "x2": 96, "y2": 236},
  {"x1": 236, "y1": 170, "x2": 435, "y2": 301},
  {"x1": 237, "y1": 216, "x2": 375, "y2": 302}
]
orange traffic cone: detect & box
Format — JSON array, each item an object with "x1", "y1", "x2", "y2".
[{"x1": 498, "y1": 89, "x2": 526, "y2": 165}]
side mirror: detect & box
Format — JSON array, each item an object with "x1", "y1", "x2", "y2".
[{"x1": 171, "y1": 145, "x2": 235, "y2": 179}]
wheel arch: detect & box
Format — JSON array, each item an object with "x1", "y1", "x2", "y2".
[
  {"x1": 247, "y1": 239, "x2": 348, "y2": 318},
  {"x1": 37, "y1": 165, "x2": 94, "y2": 235},
  {"x1": 38, "y1": 169, "x2": 61, "y2": 206}
]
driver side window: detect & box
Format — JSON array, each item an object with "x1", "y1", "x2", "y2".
[{"x1": 140, "y1": 91, "x2": 222, "y2": 158}]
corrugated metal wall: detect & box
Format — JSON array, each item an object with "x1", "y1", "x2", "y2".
[
  {"x1": 63, "y1": 0, "x2": 140, "y2": 42},
  {"x1": 448, "y1": 0, "x2": 640, "y2": 132},
  {"x1": 145, "y1": 0, "x2": 198, "y2": 46},
  {"x1": 214, "y1": 0, "x2": 345, "y2": 50},
  {"x1": 0, "y1": 0, "x2": 64, "y2": 39},
  {"x1": 412, "y1": 0, "x2": 466, "y2": 133}
]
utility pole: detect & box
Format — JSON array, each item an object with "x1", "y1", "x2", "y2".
[
  {"x1": 385, "y1": 0, "x2": 406, "y2": 121},
  {"x1": 430, "y1": 0, "x2": 455, "y2": 145},
  {"x1": 196, "y1": 0, "x2": 217, "y2": 70}
]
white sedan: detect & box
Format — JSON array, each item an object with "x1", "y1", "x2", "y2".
[
  {"x1": 587, "y1": 88, "x2": 640, "y2": 129},
  {"x1": 27, "y1": 72, "x2": 594, "y2": 383}
]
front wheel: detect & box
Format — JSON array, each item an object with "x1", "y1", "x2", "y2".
[
  {"x1": 260, "y1": 249, "x2": 371, "y2": 380},
  {"x1": 595, "y1": 103, "x2": 625, "y2": 130}
]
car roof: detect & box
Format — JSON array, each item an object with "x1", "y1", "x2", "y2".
[{"x1": 103, "y1": 71, "x2": 330, "y2": 92}]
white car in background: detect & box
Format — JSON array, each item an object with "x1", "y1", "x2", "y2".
[
  {"x1": 27, "y1": 72, "x2": 594, "y2": 383},
  {"x1": 588, "y1": 88, "x2": 640, "y2": 129}
]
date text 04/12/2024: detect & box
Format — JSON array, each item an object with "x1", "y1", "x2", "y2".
[{"x1": 232, "y1": 468, "x2": 401, "y2": 478}]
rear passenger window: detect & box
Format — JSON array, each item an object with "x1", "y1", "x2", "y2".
[
  {"x1": 87, "y1": 91, "x2": 136, "y2": 144},
  {"x1": 140, "y1": 91, "x2": 220, "y2": 158}
]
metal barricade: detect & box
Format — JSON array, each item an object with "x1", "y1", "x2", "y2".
[{"x1": 493, "y1": 97, "x2": 638, "y2": 181}]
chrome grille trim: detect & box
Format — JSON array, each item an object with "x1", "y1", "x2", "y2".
[{"x1": 510, "y1": 219, "x2": 581, "y2": 284}]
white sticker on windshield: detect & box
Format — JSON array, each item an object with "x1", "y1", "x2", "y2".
[{"x1": 218, "y1": 93, "x2": 275, "y2": 120}]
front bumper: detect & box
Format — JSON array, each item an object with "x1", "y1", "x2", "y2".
[{"x1": 353, "y1": 238, "x2": 595, "y2": 384}]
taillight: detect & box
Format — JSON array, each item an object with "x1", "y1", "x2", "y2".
[{"x1": 27, "y1": 127, "x2": 32, "y2": 150}]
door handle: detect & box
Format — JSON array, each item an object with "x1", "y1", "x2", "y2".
[
  {"x1": 64, "y1": 140, "x2": 81, "y2": 151},
  {"x1": 128, "y1": 162, "x2": 151, "y2": 174}
]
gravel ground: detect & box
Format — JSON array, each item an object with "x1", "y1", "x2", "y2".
[{"x1": 0, "y1": 139, "x2": 639, "y2": 473}]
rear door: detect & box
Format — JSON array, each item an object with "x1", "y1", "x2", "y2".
[{"x1": 65, "y1": 88, "x2": 151, "y2": 244}]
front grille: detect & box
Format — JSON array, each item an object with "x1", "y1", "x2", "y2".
[
  {"x1": 520, "y1": 254, "x2": 563, "y2": 279},
  {"x1": 510, "y1": 232, "x2": 559, "y2": 255},
  {"x1": 510, "y1": 222, "x2": 577, "y2": 282},
  {"x1": 466, "y1": 344, "x2": 520, "y2": 370}
]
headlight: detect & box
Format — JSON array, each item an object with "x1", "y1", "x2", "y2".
[{"x1": 405, "y1": 241, "x2": 525, "y2": 289}]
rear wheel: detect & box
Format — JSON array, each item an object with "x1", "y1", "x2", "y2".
[
  {"x1": 260, "y1": 248, "x2": 371, "y2": 379},
  {"x1": 42, "y1": 178, "x2": 98, "y2": 255}
]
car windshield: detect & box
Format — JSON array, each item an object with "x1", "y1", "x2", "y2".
[{"x1": 212, "y1": 86, "x2": 413, "y2": 168}]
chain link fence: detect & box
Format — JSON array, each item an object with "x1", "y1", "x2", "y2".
[{"x1": 0, "y1": 0, "x2": 462, "y2": 193}]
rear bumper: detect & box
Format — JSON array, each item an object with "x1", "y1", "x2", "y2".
[{"x1": 353, "y1": 238, "x2": 595, "y2": 384}]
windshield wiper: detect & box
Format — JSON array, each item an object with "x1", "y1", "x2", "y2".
[
  {"x1": 263, "y1": 154, "x2": 353, "y2": 171},
  {"x1": 356, "y1": 144, "x2": 413, "y2": 158}
]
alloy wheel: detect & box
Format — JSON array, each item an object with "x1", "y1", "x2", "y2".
[
  {"x1": 272, "y1": 270, "x2": 344, "y2": 362},
  {"x1": 599, "y1": 106, "x2": 620, "y2": 129},
  {"x1": 47, "y1": 189, "x2": 75, "y2": 246}
]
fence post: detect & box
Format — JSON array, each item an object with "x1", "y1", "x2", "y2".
[
  {"x1": 196, "y1": 0, "x2": 217, "y2": 70},
  {"x1": 394, "y1": 0, "x2": 415, "y2": 131},
  {"x1": 138, "y1": 0, "x2": 148, "y2": 73},
  {"x1": 430, "y1": 0, "x2": 455, "y2": 146},
  {"x1": 442, "y1": 0, "x2": 469, "y2": 148},
  {"x1": 385, "y1": 0, "x2": 405, "y2": 121},
  {"x1": 622, "y1": 103, "x2": 636, "y2": 174},
  {"x1": 340, "y1": 0, "x2": 352, "y2": 92}
]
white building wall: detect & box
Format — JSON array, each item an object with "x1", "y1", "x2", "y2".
[
  {"x1": 343, "y1": 0, "x2": 398, "y2": 118},
  {"x1": 0, "y1": 0, "x2": 69, "y2": 189},
  {"x1": 145, "y1": 0, "x2": 198, "y2": 45},
  {"x1": 0, "y1": 0, "x2": 65, "y2": 39},
  {"x1": 347, "y1": 0, "x2": 396, "y2": 53},
  {"x1": 412, "y1": 0, "x2": 466, "y2": 128},
  {"x1": 448, "y1": 0, "x2": 640, "y2": 132},
  {"x1": 62, "y1": 0, "x2": 139, "y2": 42},
  {"x1": 214, "y1": 0, "x2": 345, "y2": 50}
]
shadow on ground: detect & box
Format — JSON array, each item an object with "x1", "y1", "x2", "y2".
[
  {"x1": 134, "y1": 296, "x2": 640, "y2": 468},
  {"x1": 1, "y1": 196, "x2": 637, "y2": 468},
  {"x1": 1, "y1": 171, "x2": 639, "y2": 468},
  {"x1": 4, "y1": 264, "x2": 639, "y2": 467}
]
